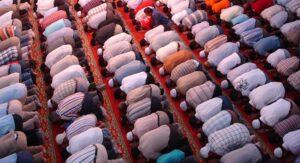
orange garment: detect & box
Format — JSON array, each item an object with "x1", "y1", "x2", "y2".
[
  {"x1": 205, "y1": 0, "x2": 220, "y2": 7},
  {"x1": 163, "y1": 50, "x2": 194, "y2": 74},
  {"x1": 212, "y1": 0, "x2": 230, "y2": 13}
]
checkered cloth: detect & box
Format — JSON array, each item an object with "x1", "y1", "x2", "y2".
[
  {"x1": 276, "y1": 56, "x2": 299, "y2": 76},
  {"x1": 202, "y1": 110, "x2": 232, "y2": 136},
  {"x1": 82, "y1": 0, "x2": 104, "y2": 14},
  {"x1": 41, "y1": 10, "x2": 67, "y2": 29},
  {"x1": 51, "y1": 79, "x2": 77, "y2": 104},
  {"x1": 0, "y1": 26, "x2": 15, "y2": 41},
  {"x1": 182, "y1": 10, "x2": 207, "y2": 29},
  {"x1": 208, "y1": 123, "x2": 251, "y2": 156},
  {"x1": 0, "y1": 46, "x2": 19, "y2": 66},
  {"x1": 288, "y1": 70, "x2": 300, "y2": 91}
]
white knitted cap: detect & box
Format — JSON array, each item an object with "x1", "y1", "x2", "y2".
[
  {"x1": 180, "y1": 101, "x2": 188, "y2": 111},
  {"x1": 252, "y1": 119, "x2": 261, "y2": 129},
  {"x1": 199, "y1": 50, "x2": 206, "y2": 58},
  {"x1": 170, "y1": 89, "x2": 177, "y2": 98},
  {"x1": 145, "y1": 47, "x2": 152, "y2": 55},
  {"x1": 108, "y1": 79, "x2": 114, "y2": 88},
  {"x1": 156, "y1": 1, "x2": 161, "y2": 6},
  {"x1": 97, "y1": 48, "x2": 103, "y2": 56},
  {"x1": 56, "y1": 132, "x2": 66, "y2": 145},
  {"x1": 159, "y1": 67, "x2": 165, "y2": 75},
  {"x1": 221, "y1": 80, "x2": 229, "y2": 89},
  {"x1": 193, "y1": 59, "x2": 200, "y2": 67},
  {"x1": 47, "y1": 100, "x2": 53, "y2": 108},
  {"x1": 274, "y1": 147, "x2": 283, "y2": 158},
  {"x1": 200, "y1": 145, "x2": 210, "y2": 158},
  {"x1": 126, "y1": 132, "x2": 133, "y2": 141},
  {"x1": 77, "y1": 11, "x2": 81, "y2": 17}
]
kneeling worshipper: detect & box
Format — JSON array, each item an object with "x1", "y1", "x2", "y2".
[
  {"x1": 165, "y1": 59, "x2": 201, "y2": 88},
  {"x1": 108, "y1": 60, "x2": 150, "y2": 87},
  {"x1": 144, "y1": 30, "x2": 180, "y2": 55},
  {"x1": 0, "y1": 131, "x2": 45, "y2": 162},
  {"x1": 190, "y1": 25, "x2": 224, "y2": 49},
  {"x1": 179, "y1": 9, "x2": 208, "y2": 32},
  {"x1": 248, "y1": 82, "x2": 285, "y2": 110},
  {"x1": 114, "y1": 71, "x2": 155, "y2": 99},
  {"x1": 47, "y1": 77, "x2": 98, "y2": 108},
  {"x1": 91, "y1": 23, "x2": 125, "y2": 49},
  {"x1": 199, "y1": 110, "x2": 239, "y2": 141},
  {"x1": 188, "y1": 96, "x2": 233, "y2": 127},
  {"x1": 126, "y1": 111, "x2": 173, "y2": 141},
  {"x1": 49, "y1": 92, "x2": 106, "y2": 123},
  {"x1": 179, "y1": 81, "x2": 223, "y2": 111},
  {"x1": 158, "y1": 50, "x2": 194, "y2": 76},
  {"x1": 66, "y1": 144, "x2": 125, "y2": 163},
  {"x1": 132, "y1": 123, "x2": 193, "y2": 160},
  {"x1": 65, "y1": 127, "x2": 114, "y2": 155},
  {"x1": 274, "y1": 129, "x2": 300, "y2": 158},
  {"x1": 199, "y1": 123, "x2": 252, "y2": 158},
  {"x1": 121, "y1": 95, "x2": 169, "y2": 124},
  {"x1": 118, "y1": 84, "x2": 165, "y2": 110},
  {"x1": 150, "y1": 41, "x2": 187, "y2": 65},
  {"x1": 170, "y1": 71, "x2": 208, "y2": 99},
  {"x1": 252, "y1": 98, "x2": 299, "y2": 129}
]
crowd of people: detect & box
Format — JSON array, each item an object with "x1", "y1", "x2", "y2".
[
  {"x1": 0, "y1": 0, "x2": 49, "y2": 162},
  {"x1": 33, "y1": 0, "x2": 126, "y2": 162},
  {"x1": 116, "y1": 0, "x2": 299, "y2": 162},
  {"x1": 0, "y1": 0, "x2": 299, "y2": 162}
]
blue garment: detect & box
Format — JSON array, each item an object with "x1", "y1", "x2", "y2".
[
  {"x1": 0, "y1": 114, "x2": 15, "y2": 137},
  {"x1": 0, "y1": 153, "x2": 17, "y2": 163},
  {"x1": 102, "y1": 128, "x2": 111, "y2": 139},
  {"x1": 240, "y1": 28, "x2": 264, "y2": 47},
  {"x1": 0, "y1": 83, "x2": 27, "y2": 104},
  {"x1": 254, "y1": 36, "x2": 281, "y2": 56},
  {"x1": 231, "y1": 14, "x2": 249, "y2": 25},
  {"x1": 43, "y1": 19, "x2": 71, "y2": 37},
  {"x1": 157, "y1": 149, "x2": 185, "y2": 163},
  {"x1": 0, "y1": 103, "x2": 8, "y2": 118},
  {"x1": 152, "y1": 10, "x2": 171, "y2": 27}
]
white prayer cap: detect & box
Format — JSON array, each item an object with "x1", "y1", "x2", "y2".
[
  {"x1": 56, "y1": 132, "x2": 66, "y2": 145},
  {"x1": 199, "y1": 50, "x2": 206, "y2": 58},
  {"x1": 170, "y1": 89, "x2": 177, "y2": 98},
  {"x1": 221, "y1": 80, "x2": 229, "y2": 89},
  {"x1": 180, "y1": 101, "x2": 188, "y2": 111},
  {"x1": 252, "y1": 119, "x2": 261, "y2": 129},
  {"x1": 159, "y1": 67, "x2": 165, "y2": 75},
  {"x1": 274, "y1": 147, "x2": 283, "y2": 158},
  {"x1": 108, "y1": 79, "x2": 114, "y2": 88},
  {"x1": 126, "y1": 132, "x2": 133, "y2": 141}
]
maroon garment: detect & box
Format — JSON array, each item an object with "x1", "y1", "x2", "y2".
[
  {"x1": 274, "y1": 115, "x2": 300, "y2": 137},
  {"x1": 250, "y1": 0, "x2": 274, "y2": 14},
  {"x1": 82, "y1": 0, "x2": 103, "y2": 14}
]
